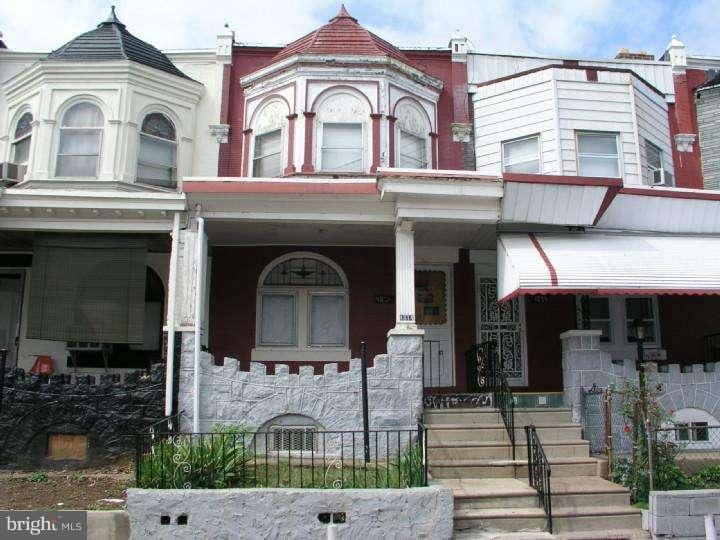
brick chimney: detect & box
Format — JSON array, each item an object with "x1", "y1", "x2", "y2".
[{"x1": 615, "y1": 48, "x2": 654, "y2": 61}]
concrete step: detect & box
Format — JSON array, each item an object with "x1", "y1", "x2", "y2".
[
  {"x1": 427, "y1": 423, "x2": 582, "y2": 444},
  {"x1": 550, "y1": 476, "x2": 632, "y2": 509},
  {"x1": 557, "y1": 529, "x2": 649, "y2": 539},
  {"x1": 428, "y1": 439, "x2": 590, "y2": 460},
  {"x1": 441, "y1": 477, "x2": 539, "y2": 510},
  {"x1": 425, "y1": 407, "x2": 574, "y2": 426},
  {"x1": 454, "y1": 507, "x2": 548, "y2": 533},
  {"x1": 552, "y1": 506, "x2": 642, "y2": 534},
  {"x1": 429, "y1": 457, "x2": 600, "y2": 479}
]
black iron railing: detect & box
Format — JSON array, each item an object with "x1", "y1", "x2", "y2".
[
  {"x1": 704, "y1": 333, "x2": 720, "y2": 364},
  {"x1": 525, "y1": 425, "x2": 553, "y2": 533},
  {"x1": 466, "y1": 341, "x2": 516, "y2": 459},
  {"x1": 135, "y1": 426, "x2": 427, "y2": 489}
]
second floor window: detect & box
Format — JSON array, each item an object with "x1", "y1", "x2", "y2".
[
  {"x1": 399, "y1": 130, "x2": 428, "y2": 169},
  {"x1": 645, "y1": 140, "x2": 674, "y2": 186},
  {"x1": 502, "y1": 135, "x2": 540, "y2": 173},
  {"x1": 12, "y1": 112, "x2": 33, "y2": 165},
  {"x1": 321, "y1": 123, "x2": 363, "y2": 172},
  {"x1": 253, "y1": 129, "x2": 282, "y2": 177},
  {"x1": 576, "y1": 132, "x2": 620, "y2": 178},
  {"x1": 56, "y1": 102, "x2": 104, "y2": 178},
  {"x1": 137, "y1": 113, "x2": 177, "y2": 188}
]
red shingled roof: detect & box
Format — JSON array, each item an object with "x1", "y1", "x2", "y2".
[{"x1": 271, "y1": 4, "x2": 420, "y2": 69}]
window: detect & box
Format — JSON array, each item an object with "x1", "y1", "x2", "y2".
[
  {"x1": 12, "y1": 112, "x2": 33, "y2": 165},
  {"x1": 502, "y1": 135, "x2": 540, "y2": 173},
  {"x1": 625, "y1": 297, "x2": 656, "y2": 343},
  {"x1": 399, "y1": 130, "x2": 428, "y2": 169},
  {"x1": 56, "y1": 102, "x2": 104, "y2": 177},
  {"x1": 576, "y1": 132, "x2": 620, "y2": 178},
  {"x1": 645, "y1": 140, "x2": 674, "y2": 186},
  {"x1": 137, "y1": 113, "x2": 176, "y2": 188},
  {"x1": 253, "y1": 129, "x2": 282, "y2": 177},
  {"x1": 321, "y1": 123, "x2": 363, "y2": 172},
  {"x1": 257, "y1": 255, "x2": 348, "y2": 351},
  {"x1": 677, "y1": 422, "x2": 709, "y2": 442},
  {"x1": 585, "y1": 297, "x2": 612, "y2": 342},
  {"x1": 271, "y1": 426, "x2": 317, "y2": 452}
]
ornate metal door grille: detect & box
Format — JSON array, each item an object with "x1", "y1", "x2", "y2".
[{"x1": 477, "y1": 278, "x2": 524, "y2": 383}]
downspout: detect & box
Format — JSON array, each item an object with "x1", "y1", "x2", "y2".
[
  {"x1": 164, "y1": 212, "x2": 181, "y2": 418},
  {"x1": 193, "y1": 212, "x2": 205, "y2": 434}
]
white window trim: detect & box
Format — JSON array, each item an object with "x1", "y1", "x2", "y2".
[
  {"x1": 136, "y1": 115, "x2": 178, "y2": 188},
  {"x1": 319, "y1": 121, "x2": 365, "y2": 173},
  {"x1": 576, "y1": 295, "x2": 662, "y2": 350},
  {"x1": 257, "y1": 289, "x2": 299, "y2": 347},
  {"x1": 11, "y1": 112, "x2": 33, "y2": 165},
  {"x1": 397, "y1": 129, "x2": 429, "y2": 169},
  {"x1": 251, "y1": 128, "x2": 284, "y2": 178},
  {"x1": 54, "y1": 102, "x2": 105, "y2": 179},
  {"x1": 575, "y1": 131, "x2": 621, "y2": 178},
  {"x1": 501, "y1": 134, "x2": 542, "y2": 174}
]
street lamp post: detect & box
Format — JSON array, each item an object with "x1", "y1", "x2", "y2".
[{"x1": 631, "y1": 318, "x2": 653, "y2": 491}]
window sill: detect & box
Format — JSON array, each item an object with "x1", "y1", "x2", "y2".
[{"x1": 251, "y1": 347, "x2": 351, "y2": 362}]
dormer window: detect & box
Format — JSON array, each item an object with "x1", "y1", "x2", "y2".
[
  {"x1": 137, "y1": 112, "x2": 177, "y2": 188},
  {"x1": 253, "y1": 129, "x2": 282, "y2": 177},
  {"x1": 399, "y1": 130, "x2": 428, "y2": 169},
  {"x1": 321, "y1": 123, "x2": 363, "y2": 172},
  {"x1": 12, "y1": 112, "x2": 33, "y2": 166},
  {"x1": 56, "y1": 102, "x2": 104, "y2": 178}
]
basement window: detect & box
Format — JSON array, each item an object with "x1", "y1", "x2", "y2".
[{"x1": 271, "y1": 426, "x2": 317, "y2": 452}]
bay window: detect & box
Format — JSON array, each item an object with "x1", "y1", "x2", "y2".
[
  {"x1": 56, "y1": 102, "x2": 104, "y2": 178},
  {"x1": 502, "y1": 135, "x2": 540, "y2": 173},
  {"x1": 253, "y1": 129, "x2": 282, "y2": 177},
  {"x1": 399, "y1": 130, "x2": 428, "y2": 169},
  {"x1": 137, "y1": 113, "x2": 177, "y2": 188},
  {"x1": 12, "y1": 112, "x2": 33, "y2": 166},
  {"x1": 576, "y1": 132, "x2": 620, "y2": 178},
  {"x1": 321, "y1": 123, "x2": 363, "y2": 172}
]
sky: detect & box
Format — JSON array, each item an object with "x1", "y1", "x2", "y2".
[{"x1": 1, "y1": 0, "x2": 720, "y2": 60}]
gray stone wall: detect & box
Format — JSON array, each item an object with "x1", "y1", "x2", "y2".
[
  {"x1": 177, "y1": 332, "x2": 423, "y2": 436},
  {"x1": 697, "y1": 86, "x2": 720, "y2": 190},
  {"x1": 562, "y1": 330, "x2": 720, "y2": 426},
  {"x1": 127, "y1": 486, "x2": 453, "y2": 539},
  {"x1": 650, "y1": 489, "x2": 720, "y2": 539}
]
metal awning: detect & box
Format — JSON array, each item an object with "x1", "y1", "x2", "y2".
[{"x1": 497, "y1": 232, "x2": 720, "y2": 302}]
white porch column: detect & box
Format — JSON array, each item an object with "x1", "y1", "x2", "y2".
[{"x1": 393, "y1": 220, "x2": 417, "y2": 331}]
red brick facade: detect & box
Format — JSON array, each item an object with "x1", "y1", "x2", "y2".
[{"x1": 670, "y1": 68, "x2": 709, "y2": 189}]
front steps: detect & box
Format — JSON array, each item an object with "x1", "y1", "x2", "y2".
[{"x1": 425, "y1": 407, "x2": 646, "y2": 538}]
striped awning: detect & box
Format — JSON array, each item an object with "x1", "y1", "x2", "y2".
[{"x1": 497, "y1": 233, "x2": 720, "y2": 302}]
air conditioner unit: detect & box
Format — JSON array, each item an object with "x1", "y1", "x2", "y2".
[
  {"x1": 0, "y1": 162, "x2": 26, "y2": 186},
  {"x1": 652, "y1": 168, "x2": 674, "y2": 186}
]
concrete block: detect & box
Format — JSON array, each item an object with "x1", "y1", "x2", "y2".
[
  {"x1": 690, "y1": 496, "x2": 720, "y2": 515},
  {"x1": 87, "y1": 511, "x2": 130, "y2": 540}
]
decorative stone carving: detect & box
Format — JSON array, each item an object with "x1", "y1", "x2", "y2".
[
  {"x1": 209, "y1": 124, "x2": 230, "y2": 143},
  {"x1": 315, "y1": 92, "x2": 367, "y2": 122},
  {"x1": 451, "y1": 122, "x2": 472, "y2": 143},
  {"x1": 675, "y1": 133, "x2": 696, "y2": 153},
  {"x1": 395, "y1": 101, "x2": 427, "y2": 137},
  {"x1": 253, "y1": 100, "x2": 288, "y2": 134}
]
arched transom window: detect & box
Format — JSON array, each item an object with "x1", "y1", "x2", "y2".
[
  {"x1": 137, "y1": 112, "x2": 177, "y2": 188},
  {"x1": 257, "y1": 255, "x2": 348, "y2": 349},
  {"x1": 56, "y1": 102, "x2": 104, "y2": 178},
  {"x1": 12, "y1": 112, "x2": 33, "y2": 166}
]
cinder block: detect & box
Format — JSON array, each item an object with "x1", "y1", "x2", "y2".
[{"x1": 690, "y1": 496, "x2": 720, "y2": 515}]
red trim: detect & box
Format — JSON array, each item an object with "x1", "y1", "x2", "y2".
[
  {"x1": 503, "y1": 172, "x2": 623, "y2": 188},
  {"x1": 301, "y1": 112, "x2": 315, "y2": 173},
  {"x1": 284, "y1": 113, "x2": 297, "y2": 175},
  {"x1": 593, "y1": 185, "x2": 622, "y2": 225},
  {"x1": 183, "y1": 180, "x2": 378, "y2": 195},
  {"x1": 500, "y1": 287, "x2": 720, "y2": 304},
  {"x1": 429, "y1": 132, "x2": 438, "y2": 169},
  {"x1": 619, "y1": 187, "x2": 720, "y2": 201},
  {"x1": 585, "y1": 68, "x2": 598, "y2": 82},
  {"x1": 377, "y1": 167, "x2": 498, "y2": 181},
  {"x1": 528, "y1": 233, "x2": 558, "y2": 286},
  {"x1": 241, "y1": 128, "x2": 253, "y2": 177},
  {"x1": 387, "y1": 115, "x2": 397, "y2": 167},
  {"x1": 370, "y1": 113, "x2": 382, "y2": 173}
]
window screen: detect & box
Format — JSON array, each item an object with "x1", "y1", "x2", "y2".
[
  {"x1": 259, "y1": 293, "x2": 296, "y2": 345},
  {"x1": 399, "y1": 131, "x2": 428, "y2": 169},
  {"x1": 321, "y1": 123, "x2": 363, "y2": 172},
  {"x1": 253, "y1": 129, "x2": 282, "y2": 177},
  {"x1": 309, "y1": 294, "x2": 346, "y2": 346}
]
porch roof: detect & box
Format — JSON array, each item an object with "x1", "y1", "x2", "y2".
[{"x1": 497, "y1": 232, "x2": 720, "y2": 302}]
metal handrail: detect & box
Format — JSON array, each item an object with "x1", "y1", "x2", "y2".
[
  {"x1": 525, "y1": 425, "x2": 553, "y2": 533},
  {"x1": 493, "y1": 357, "x2": 516, "y2": 461}
]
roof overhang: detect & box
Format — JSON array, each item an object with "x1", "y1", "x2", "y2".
[
  {"x1": 497, "y1": 232, "x2": 720, "y2": 302},
  {"x1": 501, "y1": 173, "x2": 622, "y2": 227},
  {"x1": 595, "y1": 186, "x2": 720, "y2": 233}
]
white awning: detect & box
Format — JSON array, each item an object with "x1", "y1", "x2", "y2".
[{"x1": 497, "y1": 233, "x2": 720, "y2": 302}]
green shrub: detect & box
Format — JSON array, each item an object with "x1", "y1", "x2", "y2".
[
  {"x1": 391, "y1": 442, "x2": 425, "y2": 488},
  {"x1": 690, "y1": 465, "x2": 720, "y2": 489},
  {"x1": 137, "y1": 425, "x2": 255, "y2": 489}
]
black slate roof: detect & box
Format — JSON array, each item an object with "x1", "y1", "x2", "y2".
[{"x1": 45, "y1": 6, "x2": 190, "y2": 80}]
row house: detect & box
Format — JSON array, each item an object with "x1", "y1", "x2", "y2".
[{"x1": 2, "y1": 6, "x2": 720, "y2": 439}]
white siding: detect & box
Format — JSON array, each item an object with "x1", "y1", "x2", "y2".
[
  {"x1": 473, "y1": 70, "x2": 559, "y2": 176},
  {"x1": 632, "y1": 79, "x2": 674, "y2": 185}
]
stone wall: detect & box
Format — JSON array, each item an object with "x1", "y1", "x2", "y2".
[
  {"x1": 697, "y1": 86, "x2": 720, "y2": 190},
  {"x1": 127, "y1": 486, "x2": 453, "y2": 539},
  {"x1": 0, "y1": 364, "x2": 165, "y2": 468},
  {"x1": 650, "y1": 489, "x2": 720, "y2": 539},
  {"x1": 561, "y1": 329, "x2": 720, "y2": 425},
  {"x1": 177, "y1": 332, "x2": 424, "y2": 437}
]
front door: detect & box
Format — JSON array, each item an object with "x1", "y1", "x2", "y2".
[
  {"x1": 0, "y1": 273, "x2": 23, "y2": 366},
  {"x1": 416, "y1": 266, "x2": 454, "y2": 387},
  {"x1": 476, "y1": 277, "x2": 527, "y2": 386}
]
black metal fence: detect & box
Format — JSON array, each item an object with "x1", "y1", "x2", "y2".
[
  {"x1": 135, "y1": 425, "x2": 427, "y2": 489},
  {"x1": 525, "y1": 425, "x2": 553, "y2": 533}
]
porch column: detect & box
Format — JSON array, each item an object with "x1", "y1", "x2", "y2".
[
  {"x1": 370, "y1": 113, "x2": 382, "y2": 173},
  {"x1": 301, "y1": 112, "x2": 315, "y2": 173},
  {"x1": 392, "y1": 220, "x2": 417, "y2": 331},
  {"x1": 284, "y1": 113, "x2": 297, "y2": 175}
]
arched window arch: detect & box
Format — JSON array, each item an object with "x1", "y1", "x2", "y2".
[
  {"x1": 394, "y1": 99, "x2": 431, "y2": 169},
  {"x1": 137, "y1": 112, "x2": 177, "y2": 188},
  {"x1": 12, "y1": 111, "x2": 33, "y2": 166},
  {"x1": 56, "y1": 101, "x2": 104, "y2": 178},
  {"x1": 315, "y1": 90, "x2": 370, "y2": 173},
  {"x1": 252, "y1": 99, "x2": 288, "y2": 177},
  {"x1": 256, "y1": 253, "x2": 349, "y2": 350}
]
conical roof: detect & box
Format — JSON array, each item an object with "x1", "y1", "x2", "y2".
[
  {"x1": 272, "y1": 4, "x2": 419, "y2": 68},
  {"x1": 45, "y1": 6, "x2": 189, "y2": 79}
]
